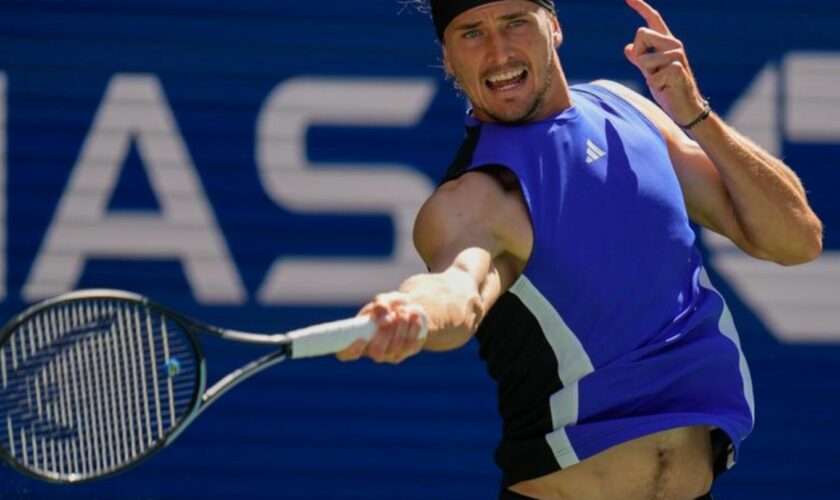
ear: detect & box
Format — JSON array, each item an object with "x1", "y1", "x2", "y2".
[{"x1": 551, "y1": 16, "x2": 563, "y2": 47}]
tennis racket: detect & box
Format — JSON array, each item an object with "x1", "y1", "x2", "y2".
[{"x1": 0, "y1": 289, "x2": 425, "y2": 484}]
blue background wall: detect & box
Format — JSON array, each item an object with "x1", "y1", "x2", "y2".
[{"x1": 1, "y1": 0, "x2": 839, "y2": 498}]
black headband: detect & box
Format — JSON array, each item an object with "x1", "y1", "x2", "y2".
[{"x1": 431, "y1": 0, "x2": 556, "y2": 41}]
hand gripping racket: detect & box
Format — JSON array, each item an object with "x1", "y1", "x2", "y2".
[{"x1": 0, "y1": 289, "x2": 426, "y2": 484}]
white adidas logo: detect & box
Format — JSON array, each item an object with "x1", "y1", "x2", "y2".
[{"x1": 585, "y1": 139, "x2": 606, "y2": 164}]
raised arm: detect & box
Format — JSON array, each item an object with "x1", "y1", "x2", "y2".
[
  {"x1": 595, "y1": 0, "x2": 822, "y2": 265},
  {"x1": 337, "y1": 168, "x2": 532, "y2": 363}
]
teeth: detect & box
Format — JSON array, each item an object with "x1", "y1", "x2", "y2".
[{"x1": 488, "y1": 69, "x2": 525, "y2": 83}]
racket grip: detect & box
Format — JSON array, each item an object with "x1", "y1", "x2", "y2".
[
  {"x1": 287, "y1": 308, "x2": 429, "y2": 359},
  {"x1": 287, "y1": 316, "x2": 377, "y2": 359}
]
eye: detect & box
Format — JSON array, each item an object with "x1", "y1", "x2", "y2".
[
  {"x1": 508, "y1": 19, "x2": 527, "y2": 28},
  {"x1": 463, "y1": 29, "x2": 480, "y2": 39}
]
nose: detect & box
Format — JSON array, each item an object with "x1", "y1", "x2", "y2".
[{"x1": 484, "y1": 29, "x2": 512, "y2": 66}]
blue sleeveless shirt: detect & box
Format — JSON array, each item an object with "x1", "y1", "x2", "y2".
[{"x1": 439, "y1": 84, "x2": 755, "y2": 486}]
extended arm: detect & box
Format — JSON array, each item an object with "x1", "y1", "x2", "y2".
[
  {"x1": 337, "y1": 169, "x2": 531, "y2": 363},
  {"x1": 600, "y1": 0, "x2": 823, "y2": 265}
]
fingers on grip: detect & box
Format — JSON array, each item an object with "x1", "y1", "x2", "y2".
[
  {"x1": 336, "y1": 339, "x2": 367, "y2": 362},
  {"x1": 338, "y1": 293, "x2": 428, "y2": 365}
]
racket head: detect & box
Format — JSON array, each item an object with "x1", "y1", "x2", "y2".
[{"x1": 0, "y1": 289, "x2": 205, "y2": 483}]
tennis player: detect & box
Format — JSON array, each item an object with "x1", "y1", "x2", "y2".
[{"x1": 338, "y1": 0, "x2": 823, "y2": 498}]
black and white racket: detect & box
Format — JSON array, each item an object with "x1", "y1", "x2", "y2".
[{"x1": 0, "y1": 289, "x2": 424, "y2": 484}]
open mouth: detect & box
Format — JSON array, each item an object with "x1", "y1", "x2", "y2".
[{"x1": 485, "y1": 68, "x2": 528, "y2": 92}]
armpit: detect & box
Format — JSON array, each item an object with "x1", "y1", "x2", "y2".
[{"x1": 472, "y1": 164, "x2": 523, "y2": 193}]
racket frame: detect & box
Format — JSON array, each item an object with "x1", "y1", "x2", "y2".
[{"x1": 0, "y1": 289, "x2": 295, "y2": 484}]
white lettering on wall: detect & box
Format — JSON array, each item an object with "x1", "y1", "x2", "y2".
[
  {"x1": 23, "y1": 74, "x2": 246, "y2": 304},
  {"x1": 784, "y1": 53, "x2": 840, "y2": 142},
  {"x1": 708, "y1": 51, "x2": 840, "y2": 343},
  {"x1": 256, "y1": 78, "x2": 436, "y2": 304},
  {"x1": 726, "y1": 62, "x2": 780, "y2": 156}
]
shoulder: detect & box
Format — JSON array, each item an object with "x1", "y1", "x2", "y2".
[
  {"x1": 425, "y1": 168, "x2": 524, "y2": 229},
  {"x1": 441, "y1": 118, "x2": 559, "y2": 188},
  {"x1": 440, "y1": 125, "x2": 483, "y2": 186},
  {"x1": 588, "y1": 79, "x2": 634, "y2": 95},
  {"x1": 589, "y1": 79, "x2": 685, "y2": 145},
  {"x1": 588, "y1": 79, "x2": 647, "y2": 108},
  {"x1": 415, "y1": 168, "x2": 532, "y2": 268}
]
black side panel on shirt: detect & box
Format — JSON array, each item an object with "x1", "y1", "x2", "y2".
[
  {"x1": 439, "y1": 124, "x2": 482, "y2": 186},
  {"x1": 438, "y1": 123, "x2": 563, "y2": 486},
  {"x1": 476, "y1": 292, "x2": 565, "y2": 487},
  {"x1": 439, "y1": 123, "x2": 523, "y2": 193}
]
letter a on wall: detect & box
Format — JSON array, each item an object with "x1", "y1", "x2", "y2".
[{"x1": 23, "y1": 74, "x2": 246, "y2": 304}]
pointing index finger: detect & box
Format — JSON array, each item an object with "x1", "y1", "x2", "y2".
[{"x1": 626, "y1": 0, "x2": 672, "y2": 36}]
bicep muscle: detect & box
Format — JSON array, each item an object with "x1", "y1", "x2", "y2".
[{"x1": 413, "y1": 169, "x2": 531, "y2": 291}]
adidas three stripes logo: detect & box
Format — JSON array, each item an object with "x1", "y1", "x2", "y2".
[{"x1": 585, "y1": 139, "x2": 606, "y2": 164}]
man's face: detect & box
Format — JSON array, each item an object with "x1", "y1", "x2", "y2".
[{"x1": 442, "y1": 0, "x2": 562, "y2": 124}]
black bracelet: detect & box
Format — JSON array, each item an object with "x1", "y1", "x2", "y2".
[{"x1": 679, "y1": 99, "x2": 712, "y2": 130}]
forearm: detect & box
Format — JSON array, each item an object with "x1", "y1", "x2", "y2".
[
  {"x1": 399, "y1": 269, "x2": 479, "y2": 352},
  {"x1": 618, "y1": 0, "x2": 822, "y2": 264},
  {"x1": 689, "y1": 112, "x2": 823, "y2": 264},
  {"x1": 742, "y1": 134, "x2": 808, "y2": 199},
  {"x1": 399, "y1": 248, "x2": 501, "y2": 352}
]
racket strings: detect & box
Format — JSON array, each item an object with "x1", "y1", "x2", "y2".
[{"x1": 0, "y1": 299, "x2": 199, "y2": 481}]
